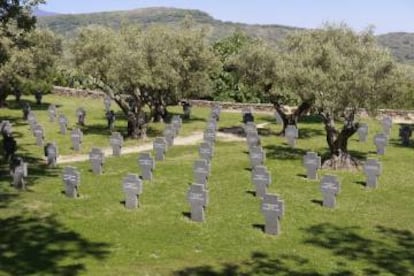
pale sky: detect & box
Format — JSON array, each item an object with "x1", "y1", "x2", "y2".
[{"x1": 40, "y1": 0, "x2": 414, "y2": 34}]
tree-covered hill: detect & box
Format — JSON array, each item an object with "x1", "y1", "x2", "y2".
[{"x1": 377, "y1": 32, "x2": 414, "y2": 64}]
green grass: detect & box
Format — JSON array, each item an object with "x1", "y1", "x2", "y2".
[{"x1": 1, "y1": 95, "x2": 413, "y2": 275}]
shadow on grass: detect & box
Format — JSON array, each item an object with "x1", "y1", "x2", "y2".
[
  {"x1": 5, "y1": 99, "x2": 58, "y2": 111},
  {"x1": 167, "y1": 111, "x2": 206, "y2": 124},
  {"x1": 303, "y1": 223, "x2": 414, "y2": 275},
  {"x1": 299, "y1": 114, "x2": 323, "y2": 124},
  {"x1": 218, "y1": 126, "x2": 245, "y2": 137},
  {"x1": 389, "y1": 138, "x2": 414, "y2": 149},
  {"x1": 0, "y1": 214, "x2": 110, "y2": 275},
  {"x1": 264, "y1": 144, "x2": 307, "y2": 160},
  {"x1": 299, "y1": 127, "x2": 325, "y2": 139},
  {"x1": 174, "y1": 251, "x2": 352, "y2": 275}
]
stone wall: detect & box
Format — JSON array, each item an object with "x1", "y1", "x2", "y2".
[{"x1": 53, "y1": 86, "x2": 105, "y2": 99}]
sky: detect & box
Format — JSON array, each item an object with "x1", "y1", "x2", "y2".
[{"x1": 40, "y1": 0, "x2": 414, "y2": 34}]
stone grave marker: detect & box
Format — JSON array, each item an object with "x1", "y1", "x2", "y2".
[
  {"x1": 163, "y1": 125, "x2": 175, "y2": 147},
  {"x1": 261, "y1": 194, "x2": 284, "y2": 235},
  {"x1": 187, "y1": 183, "x2": 208, "y2": 222},
  {"x1": 58, "y1": 114, "x2": 68, "y2": 135},
  {"x1": 104, "y1": 96, "x2": 111, "y2": 112},
  {"x1": 106, "y1": 110, "x2": 116, "y2": 131},
  {"x1": 211, "y1": 105, "x2": 221, "y2": 121},
  {"x1": 89, "y1": 148, "x2": 105, "y2": 175},
  {"x1": 11, "y1": 157, "x2": 28, "y2": 190},
  {"x1": 374, "y1": 133, "x2": 388, "y2": 155},
  {"x1": 303, "y1": 152, "x2": 321, "y2": 180},
  {"x1": 63, "y1": 167, "x2": 80, "y2": 198},
  {"x1": 48, "y1": 104, "x2": 57, "y2": 122},
  {"x1": 252, "y1": 166, "x2": 271, "y2": 198},
  {"x1": 206, "y1": 119, "x2": 217, "y2": 131},
  {"x1": 193, "y1": 159, "x2": 210, "y2": 188},
  {"x1": 45, "y1": 142, "x2": 58, "y2": 167},
  {"x1": 357, "y1": 123, "x2": 369, "y2": 142},
  {"x1": 27, "y1": 111, "x2": 36, "y2": 124},
  {"x1": 399, "y1": 125, "x2": 412, "y2": 146},
  {"x1": 246, "y1": 132, "x2": 261, "y2": 149},
  {"x1": 250, "y1": 146, "x2": 265, "y2": 168},
  {"x1": 285, "y1": 125, "x2": 298, "y2": 147},
  {"x1": 33, "y1": 124, "x2": 44, "y2": 146},
  {"x1": 275, "y1": 111, "x2": 283, "y2": 124},
  {"x1": 242, "y1": 107, "x2": 254, "y2": 123},
  {"x1": 203, "y1": 128, "x2": 216, "y2": 144},
  {"x1": 171, "y1": 115, "x2": 182, "y2": 133},
  {"x1": 0, "y1": 120, "x2": 12, "y2": 136},
  {"x1": 71, "y1": 128, "x2": 83, "y2": 151},
  {"x1": 244, "y1": 122, "x2": 257, "y2": 135},
  {"x1": 381, "y1": 115, "x2": 392, "y2": 136},
  {"x1": 22, "y1": 103, "x2": 31, "y2": 120},
  {"x1": 320, "y1": 175, "x2": 340, "y2": 208},
  {"x1": 153, "y1": 137, "x2": 167, "y2": 161},
  {"x1": 364, "y1": 159, "x2": 382, "y2": 188},
  {"x1": 138, "y1": 152, "x2": 155, "y2": 181},
  {"x1": 199, "y1": 142, "x2": 213, "y2": 161},
  {"x1": 76, "y1": 107, "x2": 86, "y2": 126},
  {"x1": 123, "y1": 174, "x2": 143, "y2": 209},
  {"x1": 110, "y1": 132, "x2": 123, "y2": 156}
]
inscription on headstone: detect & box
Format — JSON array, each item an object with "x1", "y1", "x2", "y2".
[
  {"x1": 320, "y1": 175, "x2": 340, "y2": 208},
  {"x1": 123, "y1": 174, "x2": 143, "y2": 209},
  {"x1": 187, "y1": 184, "x2": 208, "y2": 222},
  {"x1": 63, "y1": 167, "x2": 80, "y2": 198},
  {"x1": 261, "y1": 194, "x2": 284, "y2": 235}
]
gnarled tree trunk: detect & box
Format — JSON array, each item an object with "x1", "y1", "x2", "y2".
[{"x1": 273, "y1": 101, "x2": 312, "y2": 135}]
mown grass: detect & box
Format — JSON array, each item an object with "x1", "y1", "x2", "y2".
[{"x1": 1, "y1": 94, "x2": 413, "y2": 275}]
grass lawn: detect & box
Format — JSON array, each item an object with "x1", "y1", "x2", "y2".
[{"x1": 1, "y1": 94, "x2": 413, "y2": 275}]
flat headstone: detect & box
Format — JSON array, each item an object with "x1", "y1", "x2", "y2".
[
  {"x1": 320, "y1": 175, "x2": 340, "y2": 208},
  {"x1": 76, "y1": 107, "x2": 86, "y2": 126},
  {"x1": 252, "y1": 166, "x2": 271, "y2": 198},
  {"x1": 63, "y1": 167, "x2": 80, "y2": 198},
  {"x1": 199, "y1": 142, "x2": 213, "y2": 161},
  {"x1": 71, "y1": 128, "x2": 83, "y2": 151},
  {"x1": 58, "y1": 115, "x2": 68, "y2": 135},
  {"x1": 187, "y1": 184, "x2": 208, "y2": 222},
  {"x1": 285, "y1": 125, "x2": 298, "y2": 147},
  {"x1": 89, "y1": 148, "x2": 104, "y2": 175},
  {"x1": 399, "y1": 125, "x2": 412, "y2": 146},
  {"x1": 45, "y1": 142, "x2": 58, "y2": 167},
  {"x1": 193, "y1": 159, "x2": 210, "y2": 188},
  {"x1": 33, "y1": 124, "x2": 44, "y2": 146},
  {"x1": 374, "y1": 133, "x2": 388, "y2": 155},
  {"x1": 110, "y1": 132, "x2": 124, "y2": 156},
  {"x1": 122, "y1": 174, "x2": 143, "y2": 209},
  {"x1": 261, "y1": 194, "x2": 284, "y2": 235},
  {"x1": 48, "y1": 104, "x2": 57, "y2": 122},
  {"x1": 364, "y1": 159, "x2": 382, "y2": 188},
  {"x1": 153, "y1": 137, "x2": 167, "y2": 161},
  {"x1": 357, "y1": 123, "x2": 368, "y2": 142},
  {"x1": 381, "y1": 115, "x2": 392, "y2": 136},
  {"x1": 303, "y1": 152, "x2": 321, "y2": 180},
  {"x1": 138, "y1": 152, "x2": 155, "y2": 181}
]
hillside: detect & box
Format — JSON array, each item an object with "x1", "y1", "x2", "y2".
[{"x1": 37, "y1": 7, "x2": 414, "y2": 64}]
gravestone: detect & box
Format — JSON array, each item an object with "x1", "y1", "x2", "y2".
[
  {"x1": 153, "y1": 137, "x2": 167, "y2": 161},
  {"x1": 89, "y1": 148, "x2": 105, "y2": 175},
  {"x1": 199, "y1": 142, "x2": 213, "y2": 161},
  {"x1": 62, "y1": 167, "x2": 80, "y2": 198},
  {"x1": 399, "y1": 125, "x2": 412, "y2": 146},
  {"x1": 76, "y1": 107, "x2": 86, "y2": 126},
  {"x1": 106, "y1": 110, "x2": 116, "y2": 131},
  {"x1": 138, "y1": 152, "x2": 155, "y2": 181},
  {"x1": 250, "y1": 146, "x2": 265, "y2": 168},
  {"x1": 374, "y1": 133, "x2": 388, "y2": 155},
  {"x1": 285, "y1": 125, "x2": 298, "y2": 147},
  {"x1": 44, "y1": 142, "x2": 58, "y2": 167},
  {"x1": 33, "y1": 124, "x2": 44, "y2": 146},
  {"x1": 71, "y1": 128, "x2": 83, "y2": 151},
  {"x1": 203, "y1": 129, "x2": 216, "y2": 144},
  {"x1": 110, "y1": 132, "x2": 123, "y2": 156},
  {"x1": 11, "y1": 157, "x2": 28, "y2": 190},
  {"x1": 357, "y1": 123, "x2": 369, "y2": 142},
  {"x1": 48, "y1": 104, "x2": 57, "y2": 122},
  {"x1": 211, "y1": 105, "x2": 221, "y2": 121},
  {"x1": 242, "y1": 107, "x2": 254, "y2": 123},
  {"x1": 163, "y1": 125, "x2": 175, "y2": 147},
  {"x1": 381, "y1": 115, "x2": 392, "y2": 136},
  {"x1": 104, "y1": 96, "x2": 111, "y2": 112},
  {"x1": 22, "y1": 103, "x2": 31, "y2": 120},
  {"x1": 275, "y1": 111, "x2": 283, "y2": 124},
  {"x1": 34, "y1": 90, "x2": 43, "y2": 105},
  {"x1": 58, "y1": 114, "x2": 68, "y2": 135},
  {"x1": 244, "y1": 122, "x2": 257, "y2": 134},
  {"x1": 261, "y1": 194, "x2": 284, "y2": 235},
  {"x1": 0, "y1": 120, "x2": 12, "y2": 136},
  {"x1": 252, "y1": 166, "x2": 271, "y2": 198},
  {"x1": 246, "y1": 133, "x2": 261, "y2": 149},
  {"x1": 303, "y1": 152, "x2": 321, "y2": 180},
  {"x1": 193, "y1": 159, "x2": 210, "y2": 188},
  {"x1": 27, "y1": 111, "x2": 36, "y2": 125},
  {"x1": 320, "y1": 175, "x2": 340, "y2": 208},
  {"x1": 122, "y1": 174, "x2": 143, "y2": 209},
  {"x1": 206, "y1": 119, "x2": 217, "y2": 131},
  {"x1": 364, "y1": 159, "x2": 382, "y2": 188},
  {"x1": 171, "y1": 116, "x2": 182, "y2": 134},
  {"x1": 187, "y1": 184, "x2": 208, "y2": 222}
]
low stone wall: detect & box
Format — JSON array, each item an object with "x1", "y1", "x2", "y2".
[{"x1": 52, "y1": 86, "x2": 414, "y2": 121}]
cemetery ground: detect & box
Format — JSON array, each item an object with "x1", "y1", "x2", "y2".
[{"x1": 1, "y1": 95, "x2": 414, "y2": 275}]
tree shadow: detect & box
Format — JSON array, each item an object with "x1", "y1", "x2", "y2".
[
  {"x1": 299, "y1": 127, "x2": 325, "y2": 139},
  {"x1": 389, "y1": 138, "x2": 414, "y2": 149},
  {"x1": 303, "y1": 223, "x2": 414, "y2": 275},
  {"x1": 299, "y1": 115, "x2": 323, "y2": 124},
  {"x1": 264, "y1": 144, "x2": 307, "y2": 160},
  {"x1": 218, "y1": 126, "x2": 244, "y2": 137},
  {"x1": 5, "y1": 99, "x2": 58, "y2": 111},
  {"x1": 0, "y1": 214, "x2": 110, "y2": 275}
]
